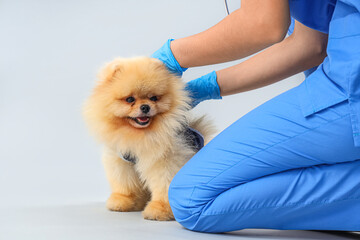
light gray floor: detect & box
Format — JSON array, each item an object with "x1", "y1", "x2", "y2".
[{"x1": 1, "y1": 203, "x2": 359, "y2": 240}]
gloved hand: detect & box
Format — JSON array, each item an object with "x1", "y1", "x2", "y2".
[
  {"x1": 151, "y1": 39, "x2": 188, "y2": 77},
  {"x1": 185, "y1": 71, "x2": 222, "y2": 108}
]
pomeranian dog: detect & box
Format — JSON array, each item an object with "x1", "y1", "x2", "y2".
[{"x1": 83, "y1": 56, "x2": 215, "y2": 221}]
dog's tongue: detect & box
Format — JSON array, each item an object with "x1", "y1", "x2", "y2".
[{"x1": 137, "y1": 117, "x2": 149, "y2": 122}]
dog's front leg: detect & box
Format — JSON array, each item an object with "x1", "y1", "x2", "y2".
[
  {"x1": 102, "y1": 148, "x2": 149, "y2": 212},
  {"x1": 139, "y1": 157, "x2": 181, "y2": 221}
]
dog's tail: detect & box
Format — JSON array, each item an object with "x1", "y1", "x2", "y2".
[{"x1": 189, "y1": 115, "x2": 217, "y2": 145}]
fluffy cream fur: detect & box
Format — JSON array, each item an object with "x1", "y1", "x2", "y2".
[{"x1": 83, "y1": 57, "x2": 215, "y2": 221}]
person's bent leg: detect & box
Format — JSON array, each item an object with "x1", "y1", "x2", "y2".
[
  {"x1": 169, "y1": 82, "x2": 360, "y2": 231},
  {"x1": 180, "y1": 159, "x2": 360, "y2": 232}
]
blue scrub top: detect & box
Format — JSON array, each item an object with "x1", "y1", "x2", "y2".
[{"x1": 288, "y1": 0, "x2": 360, "y2": 147}]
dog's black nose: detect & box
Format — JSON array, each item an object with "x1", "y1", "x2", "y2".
[{"x1": 140, "y1": 104, "x2": 150, "y2": 113}]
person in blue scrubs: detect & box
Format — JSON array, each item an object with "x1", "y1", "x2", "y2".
[{"x1": 152, "y1": 0, "x2": 360, "y2": 232}]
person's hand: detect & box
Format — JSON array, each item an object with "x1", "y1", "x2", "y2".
[
  {"x1": 185, "y1": 71, "x2": 222, "y2": 108},
  {"x1": 151, "y1": 39, "x2": 188, "y2": 77}
]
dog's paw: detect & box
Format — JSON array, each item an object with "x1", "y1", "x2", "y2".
[
  {"x1": 142, "y1": 200, "x2": 175, "y2": 221},
  {"x1": 106, "y1": 193, "x2": 144, "y2": 212}
]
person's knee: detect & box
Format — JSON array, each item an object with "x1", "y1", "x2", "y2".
[{"x1": 168, "y1": 171, "x2": 207, "y2": 231}]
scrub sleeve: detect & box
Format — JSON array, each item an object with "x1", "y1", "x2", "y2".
[{"x1": 168, "y1": 0, "x2": 360, "y2": 233}]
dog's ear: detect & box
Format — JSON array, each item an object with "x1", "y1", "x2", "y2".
[{"x1": 97, "y1": 59, "x2": 123, "y2": 82}]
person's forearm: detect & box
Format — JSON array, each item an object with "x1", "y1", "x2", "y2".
[
  {"x1": 171, "y1": 0, "x2": 290, "y2": 68},
  {"x1": 217, "y1": 21, "x2": 328, "y2": 96}
]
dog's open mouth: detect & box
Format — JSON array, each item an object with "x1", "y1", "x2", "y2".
[
  {"x1": 128, "y1": 116, "x2": 151, "y2": 128},
  {"x1": 134, "y1": 116, "x2": 150, "y2": 125}
]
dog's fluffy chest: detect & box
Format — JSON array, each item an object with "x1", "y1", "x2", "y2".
[{"x1": 115, "y1": 127, "x2": 204, "y2": 165}]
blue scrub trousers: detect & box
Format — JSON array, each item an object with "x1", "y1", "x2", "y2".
[{"x1": 168, "y1": 79, "x2": 360, "y2": 232}]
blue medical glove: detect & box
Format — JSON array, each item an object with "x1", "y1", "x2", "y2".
[
  {"x1": 185, "y1": 71, "x2": 222, "y2": 108},
  {"x1": 151, "y1": 39, "x2": 188, "y2": 77}
]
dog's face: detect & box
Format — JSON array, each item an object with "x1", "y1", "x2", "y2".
[
  {"x1": 108, "y1": 64, "x2": 172, "y2": 129},
  {"x1": 118, "y1": 92, "x2": 162, "y2": 129},
  {"x1": 86, "y1": 57, "x2": 188, "y2": 135}
]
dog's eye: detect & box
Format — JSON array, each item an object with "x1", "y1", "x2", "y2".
[
  {"x1": 126, "y1": 97, "x2": 135, "y2": 103},
  {"x1": 149, "y1": 96, "x2": 158, "y2": 101}
]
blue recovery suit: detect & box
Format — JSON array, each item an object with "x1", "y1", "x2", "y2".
[{"x1": 168, "y1": 0, "x2": 360, "y2": 232}]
